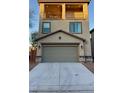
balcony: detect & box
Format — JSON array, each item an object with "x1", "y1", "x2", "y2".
[
  {"x1": 41, "y1": 4, "x2": 87, "y2": 20},
  {"x1": 66, "y1": 4, "x2": 84, "y2": 19},
  {"x1": 44, "y1": 5, "x2": 62, "y2": 19}
]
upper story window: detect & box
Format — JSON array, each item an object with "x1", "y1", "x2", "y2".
[
  {"x1": 69, "y1": 22, "x2": 82, "y2": 33},
  {"x1": 42, "y1": 22, "x2": 51, "y2": 33}
]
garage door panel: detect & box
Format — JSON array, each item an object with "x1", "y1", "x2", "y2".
[{"x1": 42, "y1": 46, "x2": 78, "y2": 62}]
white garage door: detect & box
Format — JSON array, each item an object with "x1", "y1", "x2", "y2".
[{"x1": 42, "y1": 46, "x2": 78, "y2": 62}]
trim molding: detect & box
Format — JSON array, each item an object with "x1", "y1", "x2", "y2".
[
  {"x1": 41, "y1": 43, "x2": 79, "y2": 45},
  {"x1": 36, "y1": 56, "x2": 42, "y2": 58},
  {"x1": 38, "y1": 2, "x2": 90, "y2": 4},
  {"x1": 79, "y1": 56, "x2": 92, "y2": 58}
]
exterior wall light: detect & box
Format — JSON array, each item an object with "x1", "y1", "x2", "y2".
[
  {"x1": 38, "y1": 45, "x2": 41, "y2": 49},
  {"x1": 81, "y1": 45, "x2": 83, "y2": 49}
]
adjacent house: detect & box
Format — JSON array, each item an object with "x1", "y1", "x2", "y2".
[
  {"x1": 34, "y1": 0, "x2": 92, "y2": 63},
  {"x1": 90, "y1": 28, "x2": 94, "y2": 61},
  {"x1": 31, "y1": 32, "x2": 38, "y2": 42}
]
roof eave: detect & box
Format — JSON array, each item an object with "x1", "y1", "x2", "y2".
[
  {"x1": 34, "y1": 30, "x2": 86, "y2": 42},
  {"x1": 38, "y1": 0, "x2": 90, "y2": 3}
]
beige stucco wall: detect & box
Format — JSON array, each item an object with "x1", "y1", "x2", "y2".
[
  {"x1": 39, "y1": 20, "x2": 88, "y2": 38},
  {"x1": 38, "y1": 19, "x2": 91, "y2": 57}
]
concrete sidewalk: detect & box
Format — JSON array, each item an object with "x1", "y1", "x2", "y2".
[{"x1": 29, "y1": 63, "x2": 94, "y2": 93}]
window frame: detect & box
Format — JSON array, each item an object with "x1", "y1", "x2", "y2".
[
  {"x1": 69, "y1": 22, "x2": 82, "y2": 34},
  {"x1": 42, "y1": 22, "x2": 51, "y2": 34}
]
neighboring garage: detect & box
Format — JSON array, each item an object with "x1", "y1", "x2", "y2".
[{"x1": 42, "y1": 46, "x2": 78, "y2": 62}]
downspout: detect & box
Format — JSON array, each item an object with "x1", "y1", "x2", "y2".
[{"x1": 83, "y1": 40, "x2": 86, "y2": 63}]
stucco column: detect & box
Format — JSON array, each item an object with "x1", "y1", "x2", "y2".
[
  {"x1": 40, "y1": 3, "x2": 44, "y2": 19},
  {"x1": 79, "y1": 42, "x2": 85, "y2": 62},
  {"x1": 62, "y1": 3, "x2": 66, "y2": 19},
  {"x1": 84, "y1": 40, "x2": 92, "y2": 62},
  {"x1": 83, "y1": 3, "x2": 88, "y2": 20},
  {"x1": 36, "y1": 43, "x2": 42, "y2": 63}
]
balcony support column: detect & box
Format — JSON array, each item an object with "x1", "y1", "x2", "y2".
[
  {"x1": 62, "y1": 3, "x2": 66, "y2": 19},
  {"x1": 40, "y1": 4, "x2": 44, "y2": 19},
  {"x1": 83, "y1": 3, "x2": 88, "y2": 19}
]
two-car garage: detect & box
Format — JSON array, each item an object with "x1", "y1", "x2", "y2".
[
  {"x1": 35, "y1": 30, "x2": 86, "y2": 63},
  {"x1": 42, "y1": 46, "x2": 78, "y2": 62}
]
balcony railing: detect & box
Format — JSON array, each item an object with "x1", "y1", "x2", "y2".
[
  {"x1": 43, "y1": 12, "x2": 84, "y2": 20},
  {"x1": 66, "y1": 12, "x2": 84, "y2": 19},
  {"x1": 44, "y1": 13, "x2": 62, "y2": 19}
]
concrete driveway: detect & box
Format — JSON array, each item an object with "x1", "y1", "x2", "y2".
[{"x1": 29, "y1": 63, "x2": 94, "y2": 93}]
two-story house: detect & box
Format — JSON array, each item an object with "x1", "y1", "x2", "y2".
[{"x1": 35, "y1": 0, "x2": 92, "y2": 63}]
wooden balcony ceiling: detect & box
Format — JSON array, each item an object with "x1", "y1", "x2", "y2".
[
  {"x1": 39, "y1": 0, "x2": 90, "y2": 3},
  {"x1": 66, "y1": 5, "x2": 83, "y2": 11},
  {"x1": 45, "y1": 5, "x2": 62, "y2": 13}
]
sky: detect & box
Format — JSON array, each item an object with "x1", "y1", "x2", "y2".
[
  {"x1": 29, "y1": 0, "x2": 94, "y2": 32},
  {"x1": 29, "y1": 0, "x2": 39, "y2": 33},
  {"x1": 88, "y1": 0, "x2": 94, "y2": 30}
]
